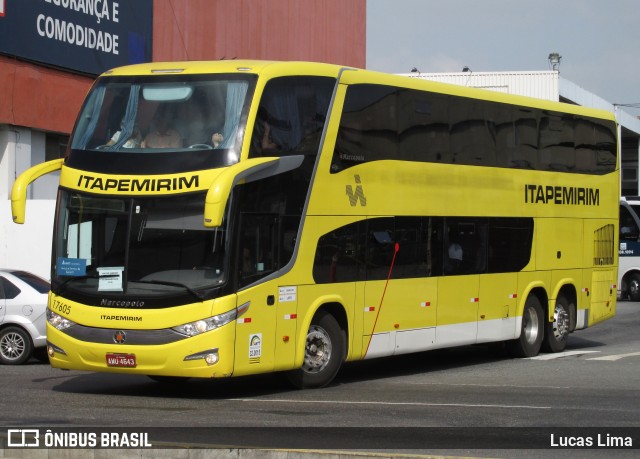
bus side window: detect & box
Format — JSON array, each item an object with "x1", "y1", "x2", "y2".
[
  {"x1": 620, "y1": 205, "x2": 639, "y2": 240},
  {"x1": 444, "y1": 219, "x2": 487, "y2": 275},
  {"x1": 250, "y1": 76, "x2": 334, "y2": 157}
]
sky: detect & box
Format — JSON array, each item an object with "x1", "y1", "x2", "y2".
[{"x1": 367, "y1": 0, "x2": 640, "y2": 112}]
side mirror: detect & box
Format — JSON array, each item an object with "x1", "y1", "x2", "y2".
[
  {"x1": 203, "y1": 155, "x2": 304, "y2": 227},
  {"x1": 11, "y1": 159, "x2": 64, "y2": 224}
]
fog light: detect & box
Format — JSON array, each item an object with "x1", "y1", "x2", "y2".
[
  {"x1": 184, "y1": 348, "x2": 219, "y2": 365},
  {"x1": 46, "y1": 341, "x2": 66, "y2": 356}
]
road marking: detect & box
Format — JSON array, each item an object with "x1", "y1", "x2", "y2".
[
  {"x1": 526, "y1": 350, "x2": 600, "y2": 360},
  {"x1": 229, "y1": 398, "x2": 551, "y2": 410},
  {"x1": 402, "y1": 381, "x2": 571, "y2": 390},
  {"x1": 587, "y1": 351, "x2": 640, "y2": 361}
]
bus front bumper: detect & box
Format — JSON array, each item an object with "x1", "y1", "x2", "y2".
[{"x1": 46, "y1": 324, "x2": 236, "y2": 378}]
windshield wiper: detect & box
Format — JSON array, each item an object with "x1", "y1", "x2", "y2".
[
  {"x1": 53, "y1": 274, "x2": 100, "y2": 293},
  {"x1": 132, "y1": 279, "x2": 204, "y2": 301}
]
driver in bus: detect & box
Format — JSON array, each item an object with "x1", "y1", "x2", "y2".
[{"x1": 141, "y1": 106, "x2": 182, "y2": 148}]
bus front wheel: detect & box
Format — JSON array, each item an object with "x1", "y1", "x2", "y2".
[
  {"x1": 508, "y1": 295, "x2": 544, "y2": 358},
  {"x1": 286, "y1": 310, "x2": 345, "y2": 389}
]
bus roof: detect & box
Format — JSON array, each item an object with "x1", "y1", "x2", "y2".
[
  {"x1": 101, "y1": 60, "x2": 346, "y2": 78},
  {"x1": 101, "y1": 60, "x2": 615, "y2": 122}
]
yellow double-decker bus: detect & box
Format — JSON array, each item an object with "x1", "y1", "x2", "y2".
[{"x1": 12, "y1": 61, "x2": 619, "y2": 388}]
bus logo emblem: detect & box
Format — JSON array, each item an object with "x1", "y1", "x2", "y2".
[
  {"x1": 113, "y1": 330, "x2": 127, "y2": 344},
  {"x1": 346, "y1": 175, "x2": 367, "y2": 207}
]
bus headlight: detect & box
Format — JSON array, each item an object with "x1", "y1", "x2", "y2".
[
  {"x1": 172, "y1": 302, "x2": 249, "y2": 337},
  {"x1": 47, "y1": 308, "x2": 77, "y2": 331}
]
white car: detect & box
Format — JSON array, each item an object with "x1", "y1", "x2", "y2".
[{"x1": 0, "y1": 270, "x2": 49, "y2": 364}]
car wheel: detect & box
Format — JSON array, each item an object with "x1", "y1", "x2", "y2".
[{"x1": 0, "y1": 326, "x2": 34, "y2": 365}]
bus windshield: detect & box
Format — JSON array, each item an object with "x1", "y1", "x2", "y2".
[
  {"x1": 70, "y1": 75, "x2": 253, "y2": 155},
  {"x1": 52, "y1": 190, "x2": 227, "y2": 305}
]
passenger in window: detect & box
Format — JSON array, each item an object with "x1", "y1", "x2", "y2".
[
  {"x1": 107, "y1": 123, "x2": 142, "y2": 148},
  {"x1": 261, "y1": 121, "x2": 278, "y2": 151},
  {"x1": 141, "y1": 106, "x2": 182, "y2": 148},
  {"x1": 446, "y1": 242, "x2": 463, "y2": 273}
]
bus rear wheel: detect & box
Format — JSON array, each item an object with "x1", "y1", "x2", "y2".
[
  {"x1": 286, "y1": 310, "x2": 345, "y2": 389},
  {"x1": 508, "y1": 294, "x2": 544, "y2": 358},
  {"x1": 542, "y1": 294, "x2": 571, "y2": 353}
]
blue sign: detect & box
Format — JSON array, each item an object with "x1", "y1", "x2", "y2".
[
  {"x1": 619, "y1": 241, "x2": 640, "y2": 257},
  {"x1": 0, "y1": 0, "x2": 153, "y2": 75},
  {"x1": 57, "y1": 257, "x2": 87, "y2": 276}
]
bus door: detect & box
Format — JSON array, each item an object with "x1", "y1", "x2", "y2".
[{"x1": 233, "y1": 213, "x2": 281, "y2": 376}]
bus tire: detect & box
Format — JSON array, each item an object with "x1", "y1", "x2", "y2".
[
  {"x1": 508, "y1": 295, "x2": 544, "y2": 358},
  {"x1": 0, "y1": 326, "x2": 33, "y2": 365},
  {"x1": 286, "y1": 310, "x2": 345, "y2": 389},
  {"x1": 628, "y1": 272, "x2": 640, "y2": 301},
  {"x1": 542, "y1": 294, "x2": 571, "y2": 353}
]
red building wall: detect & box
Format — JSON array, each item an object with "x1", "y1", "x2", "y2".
[
  {"x1": 0, "y1": 0, "x2": 366, "y2": 134},
  {"x1": 152, "y1": 0, "x2": 366, "y2": 66},
  {"x1": 0, "y1": 55, "x2": 93, "y2": 134}
]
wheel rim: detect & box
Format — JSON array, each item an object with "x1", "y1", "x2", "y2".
[
  {"x1": 552, "y1": 304, "x2": 570, "y2": 341},
  {"x1": 523, "y1": 306, "x2": 540, "y2": 345},
  {"x1": 0, "y1": 331, "x2": 26, "y2": 361},
  {"x1": 302, "y1": 325, "x2": 332, "y2": 374}
]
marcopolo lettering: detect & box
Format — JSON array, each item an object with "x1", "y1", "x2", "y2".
[
  {"x1": 100, "y1": 299, "x2": 145, "y2": 308},
  {"x1": 77, "y1": 174, "x2": 199, "y2": 192},
  {"x1": 524, "y1": 184, "x2": 600, "y2": 206}
]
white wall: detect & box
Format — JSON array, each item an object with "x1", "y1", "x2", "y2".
[
  {"x1": 0, "y1": 200, "x2": 56, "y2": 280},
  {"x1": 1, "y1": 125, "x2": 58, "y2": 280},
  {"x1": 399, "y1": 70, "x2": 560, "y2": 101}
]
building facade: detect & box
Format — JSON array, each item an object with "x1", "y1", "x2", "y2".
[{"x1": 0, "y1": 0, "x2": 366, "y2": 278}]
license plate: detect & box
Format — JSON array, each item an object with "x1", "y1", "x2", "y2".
[{"x1": 106, "y1": 353, "x2": 137, "y2": 367}]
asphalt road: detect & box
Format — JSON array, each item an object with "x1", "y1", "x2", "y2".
[{"x1": 2, "y1": 301, "x2": 639, "y2": 458}]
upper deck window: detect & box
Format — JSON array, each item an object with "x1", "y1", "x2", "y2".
[
  {"x1": 332, "y1": 84, "x2": 617, "y2": 175},
  {"x1": 249, "y1": 76, "x2": 335, "y2": 157}
]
